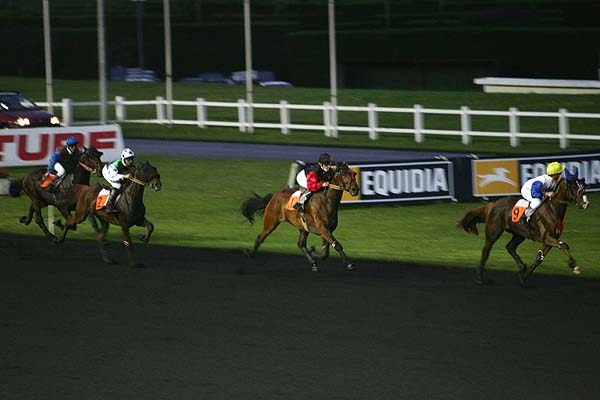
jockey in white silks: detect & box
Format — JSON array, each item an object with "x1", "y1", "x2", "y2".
[{"x1": 520, "y1": 161, "x2": 564, "y2": 222}]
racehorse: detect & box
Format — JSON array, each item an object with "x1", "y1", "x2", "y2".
[
  {"x1": 458, "y1": 168, "x2": 590, "y2": 287},
  {"x1": 56, "y1": 161, "x2": 162, "y2": 268},
  {"x1": 242, "y1": 161, "x2": 360, "y2": 272},
  {"x1": 9, "y1": 146, "x2": 104, "y2": 241}
]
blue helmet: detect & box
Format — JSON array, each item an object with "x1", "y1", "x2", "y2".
[{"x1": 66, "y1": 136, "x2": 79, "y2": 146}]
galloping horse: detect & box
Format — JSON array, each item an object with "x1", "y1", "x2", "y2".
[
  {"x1": 458, "y1": 168, "x2": 590, "y2": 287},
  {"x1": 9, "y1": 146, "x2": 104, "y2": 241},
  {"x1": 242, "y1": 161, "x2": 360, "y2": 272},
  {"x1": 56, "y1": 161, "x2": 162, "y2": 267}
]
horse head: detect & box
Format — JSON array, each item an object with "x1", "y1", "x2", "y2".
[
  {"x1": 563, "y1": 167, "x2": 590, "y2": 209},
  {"x1": 132, "y1": 161, "x2": 162, "y2": 191},
  {"x1": 331, "y1": 161, "x2": 360, "y2": 196},
  {"x1": 80, "y1": 145, "x2": 104, "y2": 177}
]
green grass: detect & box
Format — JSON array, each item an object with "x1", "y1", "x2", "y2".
[
  {"x1": 2, "y1": 156, "x2": 599, "y2": 279},
  {"x1": 2, "y1": 75, "x2": 600, "y2": 155}
]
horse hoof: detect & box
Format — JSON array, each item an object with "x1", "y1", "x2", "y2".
[
  {"x1": 19, "y1": 216, "x2": 27, "y2": 224},
  {"x1": 138, "y1": 235, "x2": 150, "y2": 243},
  {"x1": 573, "y1": 266, "x2": 581, "y2": 275},
  {"x1": 311, "y1": 264, "x2": 319, "y2": 272},
  {"x1": 346, "y1": 263, "x2": 356, "y2": 271},
  {"x1": 243, "y1": 249, "x2": 254, "y2": 258}
]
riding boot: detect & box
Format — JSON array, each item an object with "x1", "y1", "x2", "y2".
[
  {"x1": 105, "y1": 188, "x2": 119, "y2": 213},
  {"x1": 294, "y1": 192, "x2": 311, "y2": 211},
  {"x1": 47, "y1": 175, "x2": 64, "y2": 193},
  {"x1": 522, "y1": 208, "x2": 534, "y2": 224}
]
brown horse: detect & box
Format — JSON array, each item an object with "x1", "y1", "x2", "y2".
[
  {"x1": 242, "y1": 161, "x2": 360, "y2": 272},
  {"x1": 56, "y1": 161, "x2": 162, "y2": 267},
  {"x1": 458, "y1": 168, "x2": 590, "y2": 287},
  {"x1": 9, "y1": 146, "x2": 104, "y2": 241}
]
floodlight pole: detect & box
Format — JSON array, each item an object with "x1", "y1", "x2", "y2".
[
  {"x1": 328, "y1": 0, "x2": 338, "y2": 138},
  {"x1": 163, "y1": 0, "x2": 173, "y2": 124},
  {"x1": 42, "y1": 0, "x2": 53, "y2": 114},
  {"x1": 244, "y1": 0, "x2": 254, "y2": 133},
  {"x1": 97, "y1": 0, "x2": 107, "y2": 124}
]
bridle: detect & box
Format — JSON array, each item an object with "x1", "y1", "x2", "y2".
[{"x1": 328, "y1": 165, "x2": 353, "y2": 192}]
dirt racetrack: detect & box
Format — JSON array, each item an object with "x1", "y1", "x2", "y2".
[{"x1": 2, "y1": 232, "x2": 600, "y2": 400}]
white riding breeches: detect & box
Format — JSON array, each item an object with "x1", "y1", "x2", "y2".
[
  {"x1": 102, "y1": 164, "x2": 123, "y2": 189},
  {"x1": 54, "y1": 162, "x2": 66, "y2": 177},
  {"x1": 296, "y1": 170, "x2": 307, "y2": 189}
]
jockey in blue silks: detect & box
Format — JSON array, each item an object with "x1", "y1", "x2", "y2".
[{"x1": 520, "y1": 161, "x2": 565, "y2": 222}]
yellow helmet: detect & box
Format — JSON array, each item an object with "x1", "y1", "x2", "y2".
[{"x1": 546, "y1": 161, "x2": 565, "y2": 175}]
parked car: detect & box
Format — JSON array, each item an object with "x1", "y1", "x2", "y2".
[{"x1": 0, "y1": 92, "x2": 61, "y2": 128}]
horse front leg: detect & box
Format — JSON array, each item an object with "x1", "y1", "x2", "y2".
[
  {"x1": 32, "y1": 206, "x2": 61, "y2": 243},
  {"x1": 309, "y1": 237, "x2": 330, "y2": 261},
  {"x1": 321, "y1": 232, "x2": 355, "y2": 271},
  {"x1": 524, "y1": 245, "x2": 553, "y2": 282},
  {"x1": 297, "y1": 230, "x2": 318, "y2": 272},
  {"x1": 97, "y1": 219, "x2": 114, "y2": 264},
  {"x1": 121, "y1": 226, "x2": 143, "y2": 268},
  {"x1": 137, "y1": 218, "x2": 154, "y2": 243}
]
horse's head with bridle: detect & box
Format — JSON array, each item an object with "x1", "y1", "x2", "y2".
[
  {"x1": 329, "y1": 161, "x2": 360, "y2": 196},
  {"x1": 79, "y1": 146, "x2": 104, "y2": 177},
  {"x1": 129, "y1": 161, "x2": 162, "y2": 191},
  {"x1": 557, "y1": 167, "x2": 590, "y2": 209}
]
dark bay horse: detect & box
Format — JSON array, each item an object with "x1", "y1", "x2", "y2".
[
  {"x1": 242, "y1": 161, "x2": 360, "y2": 272},
  {"x1": 458, "y1": 168, "x2": 590, "y2": 287},
  {"x1": 56, "y1": 161, "x2": 162, "y2": 267},
  {"x1": 9, "y1": 146, "x2": 104, "y2": 241}
]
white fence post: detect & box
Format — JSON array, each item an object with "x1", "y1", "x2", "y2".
[
  {"x1": 61, "y1": 98, "x2": 73, "y2": 126},
  {"x1": 330, "y1": 103, "x2": 338, "y2": 139},
  {"x1": 323, "y1": 101, "x2": 331, "y2": 137},
  {"x1": 559, "y1": 108, "x2": 569, "y2": 149},
  {"x1": 414, "y1": 104, "x2": 424, "y2": 143},
  {"x1": 156, "y1": 96, "x2": 165, "y2": 124},
  {"x1": 196, "y1": 98, "x2": 206, "y2": 128},
  {"x1": 509, "y1": 107, "x2": 520, "y2": 148},
  {"x1": 461, "y1": 106, "x2": 472, "y2": 145},
  {"x1": 280, "y1": 100, "x2": 289, "y2": 135},
  {"x1": 368, "y1": 103, "x2": 379, "y2": 140},
  {"x1": 115, "y1": 96, "x2": 126, "y2": 121},
  {"x1": 238, "y1": 99, "x2": 247, "y2": 132}
]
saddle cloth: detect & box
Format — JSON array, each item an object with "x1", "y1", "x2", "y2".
[
  {"x1": 40, "y1": 174, "x2": 57, "y2": 188},
  {"x1": 286, "y1": 190, "x2": 301, "y2": 211},
  {"x1": 95, "y1": 188, "x2": 111, "y2": 210},
  {"x1": 511, "y1": 199, "x2": 529, "y2": 222}
]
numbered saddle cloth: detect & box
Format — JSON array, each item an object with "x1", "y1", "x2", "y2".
[{"x1": 511, "y1": 199, "x2": 529, "y2": 222}]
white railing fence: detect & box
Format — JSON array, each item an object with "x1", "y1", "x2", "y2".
[{"x1": 39, "y1": 97, "x2": 600, "y2": 149}]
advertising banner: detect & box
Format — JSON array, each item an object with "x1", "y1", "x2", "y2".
[
  {"x1": 342, "y1": 161, "x2": 455, "y2": 204},
  {"x1": 472, "y1": 153, "x2": 600, "y2": 197},
  {"x1": 0, "y1": 125, "x2": 124, "y2": 167}
]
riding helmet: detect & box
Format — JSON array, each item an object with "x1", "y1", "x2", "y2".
[{"x1": 546, "y1": 161, "x2": 565, "y2": 176}]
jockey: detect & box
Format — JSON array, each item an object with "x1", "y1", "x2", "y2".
[
  {"x1": 294, "y1": 153, "x2": 335, "y2": 211},
  {"x1": 102, "y1": 148, "x2": 135, "y2": 213},
  {"x1": 46, "y1": 136, "x2": 81, "y2": 192},
  {"x1": 520, "y1": 161, "x2": 565, "y2": 223}
]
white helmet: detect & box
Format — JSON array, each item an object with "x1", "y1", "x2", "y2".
[{"x1": 121, "y1": 148, "x2": 135, "y2": 162}]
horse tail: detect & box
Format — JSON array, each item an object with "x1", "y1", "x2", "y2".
[
  {"x1": 457, "y1": 204, "x2": 491, "y2": 235},
  {"x1": 241, "y1": 192, "x2": 274, "y2": 224},
  {"x1": 9, "y1": 178, "x2": 23, "y2": 197}
]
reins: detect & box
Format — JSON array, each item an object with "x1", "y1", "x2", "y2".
[
  {"x1": 128, "y1": 176, "x2": 147, "y2": 186},
  {"x1": 78, "y1": 161, "x2": 96, "y2": 174}
]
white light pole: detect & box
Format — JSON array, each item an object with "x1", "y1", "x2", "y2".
[
  {"x1": 163, "y1": 0, "x2": 173, "y2": 124},
  {"x1": 244, "y1": 0, "x2": 254, "y2": 133},
  {"x1": 328, "y1": 0, "x2": 338, "y2": 138},
  {"x1": 97, "y1": 0, "x2": 107, "y2": 124},
  {"x1": 42, "y1": 0, "x2": 53, "y2": 114}
]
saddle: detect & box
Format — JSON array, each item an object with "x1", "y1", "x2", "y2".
[{"x1": 286, "y1": 190, "x2": 301, "y2": 211}]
